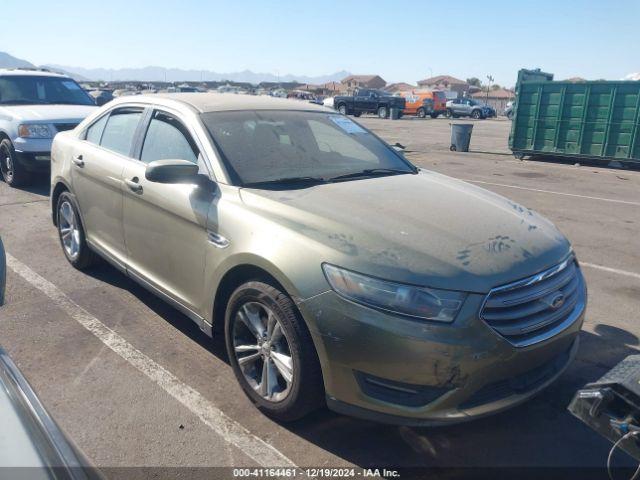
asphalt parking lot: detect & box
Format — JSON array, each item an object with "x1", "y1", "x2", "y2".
[{"x1": 1, "y1": 116, "x2": 639, "y2": 478}]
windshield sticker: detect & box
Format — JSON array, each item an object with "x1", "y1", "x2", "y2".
[
  {"x1": 330, "y1": 115, "x2": 366, "y2": 134},
  {"x1": 62, "y1": 80, "x2": 81, "y2": 90}
]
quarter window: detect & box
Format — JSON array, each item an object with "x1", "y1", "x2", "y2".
[
  {"x1": 100, "y1": 107, "x2": 143, "y2": 157},
  {"x1": 84, "y1": 114, "x2": 108, "y2": 145},
  {"x1": 140, "y1": 111, "x2": 199, "y2": 164}
]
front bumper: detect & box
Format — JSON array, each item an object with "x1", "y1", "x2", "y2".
[
  {"x1": 14, "y1": 151, "x2": 51, "y2": 173},
  {"x1": 298, "y1": 287, "x2": 584, "y2": 425},
  {"x1": 13, "y1": 137, "x2": 53, "y2": 172}
]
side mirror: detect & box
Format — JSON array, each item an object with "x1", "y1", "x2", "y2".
[
  {"x1": 393, "y1": 142, "x2": 406, "y2": 151},
  {"x1": 145, "y1": 159, "x2": 200, "y2": 184},
  {"x1": 95, "y1": 96, "x2": 108, "y2": 106}
]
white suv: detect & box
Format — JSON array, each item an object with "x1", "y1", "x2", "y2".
[{"x1": 0, "y1": 69, "x2": 97, "y2": 187}]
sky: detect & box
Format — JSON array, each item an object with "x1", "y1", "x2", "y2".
[{"x1": 1, "y1": 0, "x2": 638, "y2": 87}]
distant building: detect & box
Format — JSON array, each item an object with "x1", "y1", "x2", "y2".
[
  {"x1": 341, "y1": 75, "x2": 386, "y2": 91},
  {"x1": 471, "y1": 88, "x2": 515, "y2": 113},
  {"x1": 384, "y1": 82, "x2": 416, "y2": 93},
  {"x1": 417, "y1": 75, "x2": 469, "y2": 97}
]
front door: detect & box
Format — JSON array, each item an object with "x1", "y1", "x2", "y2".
[
  {"x1": 71, "y1": 107, "x2": 144, "y2": 265},
  {"x1": 121, "y1": 109, "x2": 216, "y2": 314}
]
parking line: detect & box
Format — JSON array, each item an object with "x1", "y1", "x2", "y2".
[
  {"x1": 463, "y1": 179, "x2": 640, "y2": 206},
  {"x1": 5, "y1": 253, "x2": 298, "y2": 469},
  {"x1": 581, "y1": 262, "x2": 640, "y2": 281}
]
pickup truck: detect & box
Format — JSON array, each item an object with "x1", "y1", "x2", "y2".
[{"x1": 333, "y1": 89, "x2": 405, "y2": 119}]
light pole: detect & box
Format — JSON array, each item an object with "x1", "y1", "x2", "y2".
[{"x1": 486, "y1": 75, "x2": 494, "y2": 103}]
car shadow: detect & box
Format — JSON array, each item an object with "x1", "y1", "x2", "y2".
[
  {"x1": 82, "y1": 261, "x2": 229, "y2": 363},
  {"x1": 280, "y1": 328, "x2": 639, "y2": 475},
  {"x1": 75, "y1": 262, "x2": 640, "y2": 474}
]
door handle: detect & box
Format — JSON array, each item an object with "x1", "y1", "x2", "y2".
[
  {"x1": 72, "y1": 155, "x2": 84, "y2": 167},
  {"x1": 124, "y1": 178, "x2": 143, "y2": 193}
]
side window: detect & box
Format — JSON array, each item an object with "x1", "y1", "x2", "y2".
[
  {"x1": 140, "y1": 111, "x2": 199, "y2": 164},
  {"x1": 84, "y1": 114, "x2": 108, "y2": 145},
  {"x1": 100, "y1": 107, "x2": 143, "y2": 156}
]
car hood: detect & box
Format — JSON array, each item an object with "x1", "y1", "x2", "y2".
[
  {"x1": 0, "y1": 104, "x2": 97, "y2": 122},
  {"x1": 239, "y1": 171, "x2": 571, "y2": 293}
]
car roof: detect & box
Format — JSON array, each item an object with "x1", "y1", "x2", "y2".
[
  {"x1": 118, "y1": 92, "x2": 333, "y2": 114},
  {"x1": 0, "y1": 68, "x2": 69, "y2": 78}
]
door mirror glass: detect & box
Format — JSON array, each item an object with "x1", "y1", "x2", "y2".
[{"x1": 145, "y1": 159, "x2": 200, "y2": 184}]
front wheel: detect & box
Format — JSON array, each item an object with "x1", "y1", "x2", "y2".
[
  {"x1": 0, "y1": 139, "x2": 32, "y2": 187},
  {"x1": 377, "y1": 106, "x2": 388, "y2": 119},
  {"x1": 471, "y1": 110, "x2": 483, "y2": 119},
  {"x1": 353, "y1": 111, "x2": 361, "y2": 117},
  {"x1": 445, "y1": 108, "x2": 453, "y2": 118},
  {"x1": 225, "y1": 280, "x2": 324, "y2": 422},
  {"x1": 56, "y1": 192, "x2": 98, "y2": 269},
  {"x1": 337, "y1": 104, "x2": 347, "y2": 115},
  {"x1": 430, "y1": 112, "x2": 439, "y2": 119}
]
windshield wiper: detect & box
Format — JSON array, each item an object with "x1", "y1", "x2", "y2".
[
  {"x1": 243, "y1": 176, "x2": 328, "y2": 188},
  {"x1": 328, "y1": 168, "x2": 416, "y2": 182}
]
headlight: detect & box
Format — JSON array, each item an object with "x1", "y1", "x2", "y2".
[
  {"x1": 322, "y1": 264, "x2": 466, "y2": 322},
  {"x1": 18, "y1": 124, "x2": 52, "y2": 138}
]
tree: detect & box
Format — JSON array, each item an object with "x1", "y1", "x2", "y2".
[
  {"x1": 466, "y1": 77, "x2": 481, "y2": 87},
  {"x1": 491, "y1": 84, "x2": 501, "y2": 90}
]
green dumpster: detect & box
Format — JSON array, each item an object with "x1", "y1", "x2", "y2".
[{"x1": 509, "y1": 68, "x2": 640, "y2": 164}]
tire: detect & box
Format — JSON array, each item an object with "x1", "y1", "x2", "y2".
[
  {"x1": 353, "y1": 112, "x2": 361, "y2": 117},
  {"x1": 450, "y1": 145, "x2": 457, "y2": 152},
  {"x1": 430, "y1": 113, "x2": 439, "y2": 119},
  {"x1": 445, "y1": 108, "x2": 453, "y2": 118},
  {"x1": 377, "y1": 106, "x2": 388, "y2": 119},
  {"x1": 56, "y1": 191, "x2": 98, "y2": 269},
  {"x1": 513, "y1": 152, "x2": 526, "y2": 160},
  {"x1": 0, "y1": 139, "x2": 32, "y2": 187},
  {"x1": 471, "y1": 110, "x2": 483, "y2": 119},
  {"x1": 417, "y1": 108, "x2": 426, "y2": 118},
  {"x1": 337, "y1": 104, "x2": 348, "y2": 115},
  {"x1": 225, "y1": 280, "x2": 324, "y2": 422}
]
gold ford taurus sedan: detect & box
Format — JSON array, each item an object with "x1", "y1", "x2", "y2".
[{"x1": 50, "y1": 93, "x2": 586, "y2": 424}]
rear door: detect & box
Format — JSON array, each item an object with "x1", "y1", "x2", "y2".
[
  {"x1": 121, "y1": 107, "x2": 216, "y2": 314},
  {"x1": 71, "y1": 106, "x2": 144, "y2": 266},
  {"x1": 354, "y1": 89, "x2": 371, "y2": 113}
]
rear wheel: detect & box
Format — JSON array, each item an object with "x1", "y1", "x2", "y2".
[
  {"x1": 417, "y1": 108, "x2": 426, "y2": 118},
  {"x1": 430, "y1": 112, "x2": 439, "y2": 119},
  {"x1": 353, "y1": 111, "x2": 361, "y2": 117},
  {"x1": 225, "y1": 280, "x2": 324, "y2": 422},
  {"x1": 56, "y1": 192, "x2": 98, "y2": 269},
  {"x1": 337, "y1": 104, "x2": 347, "y2": 115},
  {"x1": 0, "y1": 139, "x2": 31, "y2": 187},
  {"x1": 377, "y1": 106, "x2": 388, "y2": 119},
  {"x1": 445, "y1": 108, "x2": 453, "y2": 118},
  {"x1": 471, "y1": 110, "x2": 483, "y2": 119}
]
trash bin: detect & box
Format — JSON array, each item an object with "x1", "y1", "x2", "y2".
[
  {"x1": 450, "y1": 123, "x2": 473, "y2": 152},
  {"x1": 389, "y1": 107, "x2": 400, "y2": 120}
]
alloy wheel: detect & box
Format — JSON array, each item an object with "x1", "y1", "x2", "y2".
[
  {"x1": 232, "y1": 301, "x2": 294, "y2": 402},
  {"x1": 1, "y1": 148, "x2": 13, "y2": 182},
  {"x1": 58, "y1": 200, "x2": 81, "y2": 260}
]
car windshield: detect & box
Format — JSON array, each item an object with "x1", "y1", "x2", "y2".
[
  {"x1": 201, "y1": 110, "x2": 415, "y2": 186},
  {"x1": 0, "y1": 75, "x2": 95, "y2": 106}
]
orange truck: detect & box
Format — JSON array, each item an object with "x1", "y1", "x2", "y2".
[{"x1": 400, "y1": 90, "x2": 447, "y2": 118}]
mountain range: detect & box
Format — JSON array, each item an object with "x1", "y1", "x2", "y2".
[{"x1": 0, "y1": 51, "x2": 350, "y2": 84}]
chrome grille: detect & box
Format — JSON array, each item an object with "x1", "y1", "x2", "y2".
[
  {"x1": 54, "y1": 123, "x2": 79, "y2": 132},
  {"x1": 480, "y1": 256, "x2": 585, "y2": 347}
]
